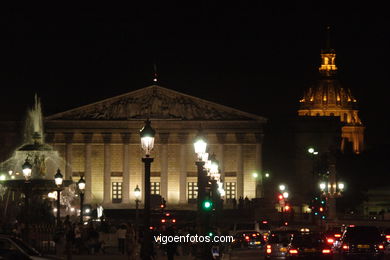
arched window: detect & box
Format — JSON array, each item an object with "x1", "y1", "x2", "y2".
[{"x1": 324, "y1": 57, "x2": 329, "y2": 65}]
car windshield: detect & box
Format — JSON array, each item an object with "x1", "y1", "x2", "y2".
[
  {"x1": 292, "y1": 234, "x2": 324, "y2": 247},
  {"x1": 11, "y1": 238, "x2": 41, "y2": 256},
  {"x1": 345, "y1": 226, "x2": 382, "y2": 243},
  {"x1": 268, "y1": 232, "x2": 292, "y2": 244}
]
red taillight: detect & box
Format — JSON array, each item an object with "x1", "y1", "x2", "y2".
[
  {"x1": 245, "y1": 236, "x2": 250, "y2": 241},
  {"x1": 263, "y1": 235, "x2": 268, "y2": 240},
  {"x1": 334, "y1": 234, "x2": 341, "y2": 238},
  {"x1": 322, "y1": 249, "x2": 331, "y2": 254},
  {"x1": 327, "y1": 238, "x2": 334, "y2": 244},
  {"x1": 172, "y1": 219, "x2": 176, "y2": 223},
  {"x1": 378, "y1": 245, "x2": 384, "y2": 250},
  {"x1": 252, "y1": 234, "x2": 257, "y2": 237},
  {"x1": 289, "y1": 249, "x2": 298, "y2": 254},
  {"x1": 342, "y1": 245, "x2": 349, "y2": 250},
  {"x1": 386, "y1": 235, "x2": 390, "y2": 240},
  {"x1": 161, "y1": 219, "x2": 166, "y2": 223},
  {"x1": 266, "y1": 248, "x2": 272, "y2": 254}
]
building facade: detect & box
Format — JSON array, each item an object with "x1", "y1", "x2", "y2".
[{"x1": 44, "y1": 85, "x2": 267, "y2": 209}]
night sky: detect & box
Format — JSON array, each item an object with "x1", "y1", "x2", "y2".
[{"x1": 1, "y1": 5, "x2": 389, "y2": 148}]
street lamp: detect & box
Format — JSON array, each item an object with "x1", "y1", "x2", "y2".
[
  {"x1": 54, "y1": 169, "x2": 63, "y2": 227},
  {"x1": 77, "y1": 176, "x2": 86, "y2": 224},
  {"x1": 279, "y1": 184, "x2": 286, "y2": 191},
  {"x1": 282, "y1": 192, "x2": 289, "y2": 199},
  {"x1": 319, "y1": 182, "x2": 326, "y2": 191},
  {"x1": 134, "y1": 185, "x2": 141, "y2": 240},
  {"x1": 22, "y1": 159, "x2": 32, "y2": 181},
  {"x1": 22, "y1": 158, "x2": 33, "y2": 242},
  {"x1": 140, "y1": 119, "x2": 155, "y2": 260}
]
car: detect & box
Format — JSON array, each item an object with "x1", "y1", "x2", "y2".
[
  {"x1": 231, "y1": 230, "x2": 265, "y2": 249},
  {"x1": 338, "y1": 225, "x2": 385, "y2": 259},
  {"x1": 286, "y1": 232, "x2": 333, "y2": 259},
  {"x1": 265, "y1": 230, "x2": 298, "y2": 259},
  {"x1": 324, "y1": 226, "x2": 343, "y2": 247},
  {"x1": 0, "y1": 234, "x2": 59, "y2": 260}
]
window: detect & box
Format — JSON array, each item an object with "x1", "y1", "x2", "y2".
[
  {"x1": 225, "y1": 182, "x2": 236, "y2": 199},
  {"x1": 112, "y1": 182, "x2": 123, "y2": 203},
  {"x1": 188, "y1": 182, "x2": 198, "y2": 203},
  {"x1": 151, "y1": 182, "x2": 160, "y2": 195}
]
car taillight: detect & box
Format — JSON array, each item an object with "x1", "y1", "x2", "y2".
[
  {"x1": 334, "y1": 234, "x2": 341, "y2": 238},
  {"x1": 322, "y1": 249, "x2": 331, "y2": 254},
  {"x1": 386, "y1": 235, "x2": 390, "y2": 240},
  {"x1": 289, "y1": 249, "x2": 298, "y2": 254},
  {"x1": 245, "y1": 236, "x2": 250, "y2": 241},
  {"x1": 342, "y1": 245, "x2": 349, "y2": 250},
  {"x1": 327, "y1": 238, "x2": 334, "y2": 244},
  {"x1": 378, "y1": 244, "x2": 384, "y2": 250}
]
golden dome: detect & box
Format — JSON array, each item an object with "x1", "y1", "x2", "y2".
[{"x1": 299, "y1": 78, "x2": 357, "y2": 111}]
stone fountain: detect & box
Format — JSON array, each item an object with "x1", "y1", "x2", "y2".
[{"x1": 0, "y1": 95, "x2": 75, "y2": 223}]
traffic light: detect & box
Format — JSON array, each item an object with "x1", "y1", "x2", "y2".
[
  {"x1": 278, "y1": 194, "x2": 284, "y2": 200},
  {"x1": 202, "y1": 199, "x2": 213, "y2": 211}
]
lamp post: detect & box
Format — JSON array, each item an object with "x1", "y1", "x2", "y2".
[
  {"x1": 140, "y1": 119, "x2": 155, "y2": 260},
  {"x1": 77, "y1": 176, "x2": 86, "y2": 224},
  {"x1": 22, "y1": 158, "x2": 32, "y2": 242},
  {"x1": 194, "y1": 132, "x2": 207, "y2": 213},
  {"x1": 134, "y1": 185, "x2": 141, "y2": 240},
  {"x1": 54, "y1": 169, "x2": 63, "y2": 227},
  {"x1": 193, "y1": 131, "x2": 210, "y2": 259}
]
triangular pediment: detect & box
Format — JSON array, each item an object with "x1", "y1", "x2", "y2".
[{"x1": 46, "y1": 85, "x2": 265, "y2": 121}]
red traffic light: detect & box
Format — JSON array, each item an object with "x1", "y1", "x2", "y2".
[
  {"x1": 160, "y1": 204, "x2": 165, "y2": 208},
  {"x1": 319, "y1": 207, "x2": 324, "y2": 212},
  {"x1": 172, "y1": 219, "x2": 176, "y2": 223},
  {"x1": 284, "y1": 205, "x2": 290, "y2": 211},
  {"x1": 161, "y1": 219, "x2": 166, "y2": 223},
  {"x1": 278, "y1": 194, "x2": 284, "y2": 200}
]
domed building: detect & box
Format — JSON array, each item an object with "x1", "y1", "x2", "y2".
[{"x1": 298, "y1": 35, "x2": 364, "y2": 154}]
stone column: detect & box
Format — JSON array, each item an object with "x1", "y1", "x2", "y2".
[
  {"x1": 64, "y1": 133, "x2": 74, "y2": 180},
  {"x1": 217, "y1": 133, "x2": 226, "y2": 180},
  {"x1": 178, "y1": 133, "x2": 188, "y2": 204},
  {"x1": 236, "y1": 144, "x2": 244, "y2": 199},
  {"x1": 255, "y1": 133, "x2": 264, "y2": 198},
  {"x1": 159, "y1": 133, "x2": 169, "y2": 201},
  {"x1": 83, "y1": 133, "x2": 93, "y2": 203},
  {"x1": 102, "y1": 133, "x2": 112, "y2": 205},
  {"x1": 121, "y1": 133, "x2": 131, "y2": 204}
]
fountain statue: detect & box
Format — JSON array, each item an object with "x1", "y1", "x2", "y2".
[{"x1": 0, "y1": 95, "x2": 76, "y2": 224}]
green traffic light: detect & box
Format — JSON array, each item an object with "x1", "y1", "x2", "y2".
[
  {"x1": 202, "y1": 199, "x2": 213, "y2": 210},
  {"x1": 208, "y1": 232, "x2": 214, "y2": 236}
]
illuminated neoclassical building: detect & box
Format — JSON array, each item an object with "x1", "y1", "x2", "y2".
[
  {"x1": 42, "y1": 85, "x2": 266, "y2": 209},
  {"x1": 298, "y1": 40, "x2": 364, "y2": 154}
]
